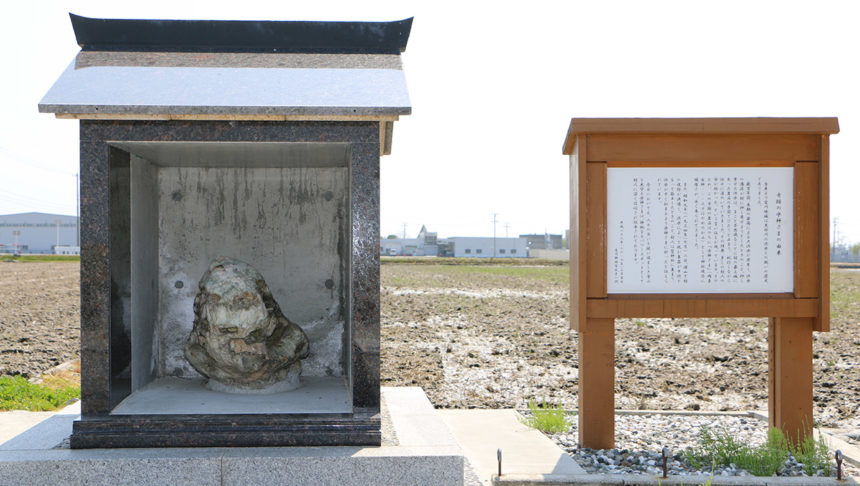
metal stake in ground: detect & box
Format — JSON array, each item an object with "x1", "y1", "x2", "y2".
[
  {"x1": 497, "y1": 448, "x2": 502, "y2": 477},
  {"x1": 836, "y1": 449, "x2": 843, "y2": 480},
  {"x1": 661, "y1": 446, "x2": 669, "y2": 479}
]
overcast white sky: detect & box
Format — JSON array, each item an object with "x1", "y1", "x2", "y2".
[{"x1": 2, "y1": 1, "x2": 859, "y2": 243}]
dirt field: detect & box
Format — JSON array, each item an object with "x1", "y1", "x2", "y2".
[
  {"x1": 1, "y1": 260, "x2": 857, "y2": 431},
  {"x1": 380, "y1": 263, "x2": 860, "y2": 430},
  {"x1": 0, "y1": 261, "x2": 79, "y2": 378}
]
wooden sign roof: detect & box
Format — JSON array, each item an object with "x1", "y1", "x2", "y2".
[{"x1": 563, "y1": 118, "x2": 840, "y2": 155}]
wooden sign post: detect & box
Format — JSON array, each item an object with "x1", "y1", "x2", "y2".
[{"x1": 563, "y1": 118, "x2": 839, "y2": 449}]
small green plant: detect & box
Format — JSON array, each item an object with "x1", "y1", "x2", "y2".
[
  {"x1": 0, "y1": 375, "x2": 80, "y2": 411},
  {"x1": 520, "y1": 399, "x2": 572, "y2": 434},
  {"x1": 684, "y1": 425, "x2": 831, "y2": 477},
  {"x1": 17, "y1": 254, "x2": 80, "y2": 262}
]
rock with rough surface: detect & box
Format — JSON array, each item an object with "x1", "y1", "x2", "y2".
[{"x1": 185, "y1": 257, "x2": 310, "y2": 393}]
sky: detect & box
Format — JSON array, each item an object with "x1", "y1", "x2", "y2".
[{"x1": 2, "y1": 1, "x2": 859, "y2": 243}]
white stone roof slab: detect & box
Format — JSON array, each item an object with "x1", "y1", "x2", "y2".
[{"x1": 39, "y1": 54, "x2": 411, "y2": 117}]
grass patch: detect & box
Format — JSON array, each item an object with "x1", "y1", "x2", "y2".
[
  {"x1": 830, "y1": 269, "x2": 860, "y2": 326},
  {"x1": 381, "y1": 256, "x2": 567, "y2": 266},
  {"x1": 520, "y1": 400, "x2": 573, "y2": 434},
  {"x1": 0, "y1": 254, "x2": 79, "y2": 262},
  {"x1": 685, "y1": 425, "x2": 831, "y2": 477},
  {"x1": 442, "y1": 264, "x2": 569, "y2": 283},
  {"x1": 382, "y1": 261, "x2": 570, "y2": 288},
  {"x1": 0, "y1": 375, "x2": 80, "y2": 411}
]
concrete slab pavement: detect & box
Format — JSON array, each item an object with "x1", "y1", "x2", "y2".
[
  {"x1": 0, "y1": 400, "x2": 79, "y2": 447},
  {"x1": 0, "y1": 388, "x2": 464, "y2": 485},
  {"x1": 0, "y1": 410, "x2": 56, "y2": 444},
  {"x1": 439, "y1": 409, "x2": 584, "y2": 485},
  {"x1": 2, "y1": 399, "x2": 858, "y2": 485}
]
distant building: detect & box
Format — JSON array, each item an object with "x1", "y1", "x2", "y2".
[
  {"x1": 520, "y1": 233, "x2": 564, "y2": 250},
  {"x1": 381, "y1": 226, "x2": 528, "y2": 258},
  {"x1": 448, "y1": 236, "x2": 528, "y2": 258},
  {"x1": 436, "y1": 240, "x2": 454, "y2": 257},
  {"x1": 416, "y1": 225, "x2": 438, "y2": 256},
  {"x1": 54, "y1": 245, "x2": 81, "y2": 255},
  {"x1": 529, "y1": 249, "x2": 569, "y2": 260},
  {"x1": 381, "y1": 225, "x2": 439, "y2": 256},
  {"x1": 0, "y1": 212, "x2": 78, "y2": 254}
]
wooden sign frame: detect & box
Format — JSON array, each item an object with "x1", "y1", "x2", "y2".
[{"x1": 563, "y1": 118, "x2": 839, "y2": 449}]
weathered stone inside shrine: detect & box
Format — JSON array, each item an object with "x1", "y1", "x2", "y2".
[{"x1": 186, "y1": 257, "x2": 310, "y2": 394}]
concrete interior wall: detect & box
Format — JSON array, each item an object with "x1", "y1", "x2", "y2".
[
  {"x1": 156, "y1": 165, "x2": 349, "y2": 380},
  {"x1": 109, "y1": 141, "x2": 351, "y2": 401},
  {"x1": 109, "y1": 142, "x2": 353, "y2": 385},
  {"x1": 130, "y1": 156, "x2": 159, "y2": 392}
]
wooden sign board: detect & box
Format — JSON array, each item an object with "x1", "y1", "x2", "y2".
[{"x1": 563, "y1": 117, "x2": 839, "y2": 449}]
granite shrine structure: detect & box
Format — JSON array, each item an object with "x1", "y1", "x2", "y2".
[{"x1": 39, "y1": 14, "x2": 412, "y2": 448}]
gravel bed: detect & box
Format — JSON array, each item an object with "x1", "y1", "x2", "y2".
[{"x1": 542, "y1": 412, "x2": 858, "y2": 478}]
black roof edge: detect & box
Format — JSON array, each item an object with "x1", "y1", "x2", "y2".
[{"x1": 69, "y1": 14, "x2": 413, "y2": 54}]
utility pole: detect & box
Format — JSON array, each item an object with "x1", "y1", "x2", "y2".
[
  {"x1": 76, "y1": 173, "x2": 80, "y2": 247},
  {"x1": 504, "y1": 222, "x2": 510, "y2": 238},
  {"x1": 492, "y1": 213, "x2": 498, "y2": 258},
  {"x1": 402, "y1": 222, "x2": 407, "y2": 239},
  {"x1": 833, "y1": 218, "x2": 839, "y2": 248},
  {"x1": 55, "y1": 220, "x2": 60, "y2": 249}
]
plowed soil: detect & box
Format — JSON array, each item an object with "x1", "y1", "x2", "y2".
[
  {"x1": 0, "y1": 262, "x2": 79, "y2": 378},
  {"x1": 380, "y1": 263, "x2": 860, "y2": 430}
]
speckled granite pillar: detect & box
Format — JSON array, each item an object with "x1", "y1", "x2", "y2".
[
  {"x1": 74, "y1": 120, "x2": 382, "y2": 448},
  {"x1": 350, "y1": 141, "x2": 381, "y2": 409},
  {"x1": 79, "y1": 136, "x2": 111, "y2": 416}
]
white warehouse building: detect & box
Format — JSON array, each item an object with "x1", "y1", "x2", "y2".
[
  {"x1": 381, "y1": 225, "x2": 438, "y2": 256},
  {"x1": 0, "y1": 212, "x2": 79, "y2": 254},
  {"x1": 449, "y1": 236, "x2": 528, "y2": 258}
]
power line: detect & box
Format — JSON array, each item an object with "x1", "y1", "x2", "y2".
[
  {"x1": 0, "y1": 194, "x2": 73, "y2": 213},
  {"x1": 0, "y1": 147, "x2": 76, "y2": 177},
  {"x1": 76, "y1": 173, "x2": 79, "y2": 246},
  {"x1": 0, "y1": 188, "x2": 73, "y2": 208}
]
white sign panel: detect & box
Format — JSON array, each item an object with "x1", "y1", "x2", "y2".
[{"x1": 607, "y1": 167, "x2": 793, "y2": 293}]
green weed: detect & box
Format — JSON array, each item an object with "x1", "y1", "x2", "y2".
[
  {"x1": 0, "y1": 375, "x2": 80, "y2": 411},
  {"x1": 520, "y1": 399, "x2": 573, "y2": 434},
  {"x1": 791, "y1": 429, "x2": 831, "y2": 475},
  {"x1": 684, "y1": 425, "x2": 831, "y2": 477}
]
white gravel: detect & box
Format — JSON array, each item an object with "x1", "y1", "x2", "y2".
[{"x1": 540, "y1": 412, "x2": 857, "y2": 478}]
